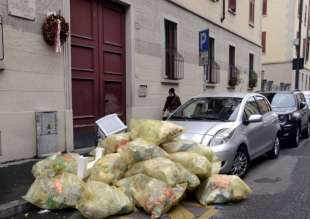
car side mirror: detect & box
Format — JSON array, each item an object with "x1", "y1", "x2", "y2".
[
  {"x1": 248, "y1": 114, "x2": 263, "y2": 123},
  {"x1": 300, "y1": 102, "x2": 306, "y2": 109}
]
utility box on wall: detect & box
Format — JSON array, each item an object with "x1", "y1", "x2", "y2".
[{"x1": 36, "y1": 111, "x2": 57, "y2": 157}]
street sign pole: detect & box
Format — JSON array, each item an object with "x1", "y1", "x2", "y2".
[{"x1": 296, "y1": 0, "x2": 303, "y2": 90}]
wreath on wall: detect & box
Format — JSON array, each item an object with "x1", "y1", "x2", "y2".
[{"x1": 42, "y1": 13, "x2": 69, "y2": 52}]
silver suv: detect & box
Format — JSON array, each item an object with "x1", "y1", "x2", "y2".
[{"x1": 168, "y1": 93, "x2": 281, "y2": 178}]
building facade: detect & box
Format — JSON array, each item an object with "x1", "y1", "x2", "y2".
[
  {"x1": 262, "y1": 0, "x2": 310, "y2": 91},
  {"x1": 0, "y1": 0, "x2": 262, "y2": 162}
]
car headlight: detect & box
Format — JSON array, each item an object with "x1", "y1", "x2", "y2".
[
  {"x1": 209, "y1": 128, "x2": 235, "y2": 147},
  {"x1": 278, "y1": 114, "x2": 292, "y2": 123}
]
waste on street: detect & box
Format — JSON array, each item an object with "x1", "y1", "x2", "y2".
[
  {"x1": 23, "y1": 119, "x2": 252, "y2": 219},
  {"x1": 196, "y1": 174, "x2": 252, "y2": 205},
  {"x1": 77, "y1": 180, "x2": 135, "y2": 219},
  {"x1": 23, "y1": 172, "x2": 84, "y2": 209}
]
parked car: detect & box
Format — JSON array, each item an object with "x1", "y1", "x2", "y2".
[
  {"x1": 167, "y1": 93, "x2": 281, "y2": 178},
  {"x1": 260, "y1": 91, "x2": 309, "y2": 147}
]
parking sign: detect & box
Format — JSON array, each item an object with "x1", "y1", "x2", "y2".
[{"x1": 199, "y1": 29, "x2": 209, "y2": 66}]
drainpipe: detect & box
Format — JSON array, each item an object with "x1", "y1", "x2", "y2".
[{"x1": 221, "y1": 0, "x2": 226, "y2": 23}]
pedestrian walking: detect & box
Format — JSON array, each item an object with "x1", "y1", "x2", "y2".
[{"x1": 162, "y1": 88, "x2": 181, "y2": 120}]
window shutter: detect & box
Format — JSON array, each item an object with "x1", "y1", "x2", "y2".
[
  {"x1": 263, "y1": 0, "x2": 267, "y2": 15},
  {"x1": 262, "y1": 32, "x2": 266, "y2": 53}
]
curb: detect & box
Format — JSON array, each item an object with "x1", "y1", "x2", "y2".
[{"x1": 0, "y1": 199, "x2": 36, "y2": 218}]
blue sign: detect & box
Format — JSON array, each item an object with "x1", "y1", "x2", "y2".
[{"x1": 199, "y1": 29, "x2": 209, "y2": 53}]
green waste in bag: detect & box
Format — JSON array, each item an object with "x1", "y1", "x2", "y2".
[
  {"x1": 116, "y1": 174, "x2": 187, "y2": 219},
  {"x1": 125, "y1": 157, "x2": 200, "y2": 190},
  {"x1": 32, "y1": 153, "x2": 79, "y2": 178},
  {"x1": 130, "y1": 120, "x2": 184, "y2": 145},
  {"x1": 89, "y1": 153, "x2": 127, "y2": 185},
  {"x1": 97, "y1": 132, "x2": 131, "y2": 154},
  {"x1": 162, "y1": 140, "x2": 221, "y2": 174},
  {"x1": 169, "y1": 152, "x2": 212, "y2": 178},
  {"x1": 23, "y1": 173, "x2": 84, "y2": 209},
  {"x1": 195, "y1": 174, "x2": 252, "y2": 205},
  {"x1": 119, "y1": 138, "x2": 170, "y2": 165},
  {"x1": 77, "y1": 181, "x2": 134, "y2": 219},
  {"x1": 162, "y1": 139, "x2": 215, "y2": 162}
]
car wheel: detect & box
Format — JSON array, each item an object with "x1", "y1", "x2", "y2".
[
  {"x1": 302, "y1": 122, "x2": 310, "y2": 138},
  {"x1": 267, "y1": 136, "x2": 280, "y2": 159},
  {"x1": 291, "y1": 127, "x2": 300, "y2": 147},
  {"x1": 230, "y1": 148, "x2": 250, "y2": 178}
]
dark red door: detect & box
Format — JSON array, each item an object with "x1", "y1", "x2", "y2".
[{"x1": 71, "y1": 0, "x2": 125, "y2": 148}]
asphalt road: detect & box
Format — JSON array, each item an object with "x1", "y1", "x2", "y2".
[
  {"x1": 13, "y1": 138, "x2": 310, "y2": 219},
  {"x1": 214, "y1": 138, "x2": 310, "y2": 219}
]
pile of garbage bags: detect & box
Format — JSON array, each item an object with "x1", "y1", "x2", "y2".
[{"x1": 24, "y1": 119, "x2": 252, "y2": 219}]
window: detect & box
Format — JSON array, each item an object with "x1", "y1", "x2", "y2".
[
  {"x1": 297, "y1": 93, "x2": 306, "y2": 106},
  {"x1": 303, "y1": 38, "x2": 307, "y2": 59},
  {"x1": 170, "y1": 97, "x2": 242, "y2": 122},
  {"x1": 244, "y1": 97, "x2": 261, "y2": 120},
  {"x1": 249, "y1": 0, "x2": 255, "y2": 25},
  {"x1": 228, "y1": 45, "x2": 237, "y2": 85},
  {"x1": 229, "y1": 45, "x2": 235, "y2": 68},
  {"x1": 255, "y1": 96, "x2": 271, "y2": 114},
  {"x1": 262, "y1": 0, "x2": 268, "y2": 15},
  {"x1": 306, "y1": 40, "x2": 310, "y2": 62},
  {"x1": 298, "y1": 0, "x2": 302, "y2": 18},
  {"x1": 164, "y1": 19, "x2": 184, "y2": 80},
  {"x1": 262, "y1": 32, "x2": 266, "y2": 53},
  {"x1": 301, "y1": 93, "x2": 306, "y2": 102},
  {"x1": 205, "y1": 37, "x2": 217, "y2": 83},
  {"x1": 249, "y1": 53, "x2": 256, "y2": 87},
  {"x1": 305, "y1": 5, "x2": 308, "y2": 26},
  {"x1": 264, "y1": 93, "x2": 296, "y2": 108},
  {"x1": 229, "y1": 0, "x2": 236, "y2": 13},
  {"x1": 249, "y1": 53, "x2": 254, "y2": 75},
  {"x1": 308, "y1": 3, "x2": 310, "y2": 26}
]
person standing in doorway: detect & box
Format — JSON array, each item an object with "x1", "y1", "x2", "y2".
[{"x1": 162, "y1": 88, "x2": 181, "y2": 120}]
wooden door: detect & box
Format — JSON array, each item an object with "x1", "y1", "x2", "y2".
[
  {"x1": 71, "y1": 0, "x2": 126, "y2": 148},
  {"x1": 100, "y1": 2, "x2": 126, "y2": 119}
]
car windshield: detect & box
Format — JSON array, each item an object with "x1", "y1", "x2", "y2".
[
  {"x1": 263, "y1": 93, "x2": 296, "y2": 108},
  {"x1": 169, "y1": 97, "x2": 242, "y2": 122}
]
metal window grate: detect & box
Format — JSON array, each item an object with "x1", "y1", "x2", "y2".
[
  {"x1": 165, "y1": 49, "x2": 184, "y2": 80},
  {"x1": 228, "y1": 65, "x2": 239, "y2": 86},
  {"x1": 204, "y1": 61, "x2": 219, "y2": 83}
]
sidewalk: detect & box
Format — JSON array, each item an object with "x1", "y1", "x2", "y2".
[
  {"x1": 0, "y1": 158, "x2": 221, "y2": 219},
  {"x1": 0, "y1": 159, "x2": 37, "y2": 205},
  {"x1": 0, "y1": 159, "x2": 39, "y2": 218}
]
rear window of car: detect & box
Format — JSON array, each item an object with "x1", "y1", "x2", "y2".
[{"x1": 261, "y1": 93, "x2": 296, "y2": 108}]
